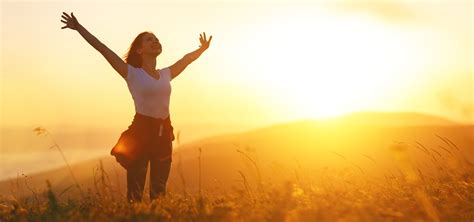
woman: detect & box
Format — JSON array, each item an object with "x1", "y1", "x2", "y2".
[{"x1": 60, "y1": 12, "x2": 212, "y2": 202}]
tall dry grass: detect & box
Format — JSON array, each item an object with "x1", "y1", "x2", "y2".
[{"x1": 0, "y1": 127, "x2": 473, "y2": 221}]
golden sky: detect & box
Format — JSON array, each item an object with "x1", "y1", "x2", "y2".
[{"x1": 1, "y1": 0, "x2": 472, "y2": 134}]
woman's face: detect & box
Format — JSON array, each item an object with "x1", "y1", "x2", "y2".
[{"x1": 138, "y1": 33, "x2": 162, "y2": 56}]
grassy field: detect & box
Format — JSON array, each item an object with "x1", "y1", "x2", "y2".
[
  {"x1": 1, "y1": 120, "x2": 473, "y2": 221},
  {"x1": 1, "y1": 143, "x2": 473, "y2": 222}
]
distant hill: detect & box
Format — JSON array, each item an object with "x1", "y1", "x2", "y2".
[
  {"x1": 1, "y1": 112, "x2": 472, "y2": 199},
  {"x1": 171, "y1": 112, "x2": 472, "y2": 190},
  {"x1": 330, "y1": 111, "x2": 460, "y2": 126}
]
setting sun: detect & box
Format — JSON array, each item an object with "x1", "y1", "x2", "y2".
[{"x1": 234, "y1": 8, "x2": 434, "y2": 119}]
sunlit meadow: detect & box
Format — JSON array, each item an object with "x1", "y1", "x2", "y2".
[{"x1": 1, "y1": 0, "x2": 473, "y2": 221}]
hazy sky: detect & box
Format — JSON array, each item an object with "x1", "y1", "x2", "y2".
[{"x1": 1, "y1": 0, "x2": 472, "y2": 133}]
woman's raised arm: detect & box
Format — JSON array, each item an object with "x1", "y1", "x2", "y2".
[
  {"x1": 168, "y1": 32, "x2": 212, "y2": 80},
  {"x1": 60, "y1": 12, "x2": 127, "y2": 78}
]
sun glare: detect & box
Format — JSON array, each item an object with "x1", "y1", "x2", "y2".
[{"x1": 238, "y1": 8, "x2": 426, "y2": 120}]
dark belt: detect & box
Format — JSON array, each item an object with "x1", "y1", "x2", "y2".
[{"x1": 129, "y1": 112, "x2": 173, "y2": 137}]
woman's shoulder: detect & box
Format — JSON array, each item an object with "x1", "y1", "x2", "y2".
[
  {"x1": 155, "y1": 67, "x2": 171, "y2": 79},
  {"x1": 156, "y1": 66, "x2": 170, "y2": 71},
  {"x1": 126, "y1": 64, "x2": 142, "y2": 81}
]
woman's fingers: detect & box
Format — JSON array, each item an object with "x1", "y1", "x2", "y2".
[
  {"x1": 62, "y1": 12, "x2": 71, "y2": 19},
  {"x1": 198, "y1": 32, "x2": 212, "y2": 49},
  {"x1": 60, "y1": 12, "x2": 79, "y2": 30},
  {"x1": 61, "y1": 13, "x2": 69, "y2": 29},
  {"x1": 202, "y1": 32, "x2": 212, "y2": 43}
]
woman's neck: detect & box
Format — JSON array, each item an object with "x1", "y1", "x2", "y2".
[{"x1": 141, "y1": 55, "x2": 157, "y2": 73}]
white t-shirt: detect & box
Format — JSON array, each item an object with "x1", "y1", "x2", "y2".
[{"x1": 125, "y1": 64, "x2": 172, "y2": 119}]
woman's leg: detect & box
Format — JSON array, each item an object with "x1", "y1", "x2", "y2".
[
  {"x1": 149, "y1": 156, "x2": 172, "y2": 200},
  {"x1": 126, "y1": 157, "x2": 148, "y2": 202},
  {"x1": 149, "y1": 137, "x2": 172, "y2": 200}
]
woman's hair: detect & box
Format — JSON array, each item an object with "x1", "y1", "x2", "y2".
[{"x1": 123, "y1": 31, "x2": 152, "y2": 68}]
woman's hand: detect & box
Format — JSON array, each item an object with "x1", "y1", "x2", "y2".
[
  {"x1": 60, "y1": 12, "x2": 80, "y2": 30},
  {"x1": 199, "y1": 32, "x2": 212, "y2": 50}
]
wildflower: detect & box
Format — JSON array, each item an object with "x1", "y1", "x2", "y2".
[{"x1": 33, "y1": 127, "x2": 47, "y2": 136}]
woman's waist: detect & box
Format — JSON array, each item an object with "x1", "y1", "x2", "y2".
[
  {"x1": 125, "y1": 112, "x2": 175, "y2": 141},
  {"x1": 129, "y1": 112, "x2": 172, "y2": 129}
]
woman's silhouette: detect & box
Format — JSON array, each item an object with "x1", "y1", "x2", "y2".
[{"x1": 60, "y1": 12, "x2": 212, "y2": 202}]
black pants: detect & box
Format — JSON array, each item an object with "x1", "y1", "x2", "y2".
[
  {"x1": 125, "y1": 113, "x2": 173, "y2": 202},
  {"x1": 127, "y1": 154, "x2": 172, "y2": 201}
]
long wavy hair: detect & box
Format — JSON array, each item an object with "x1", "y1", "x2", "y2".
[{"x1": 123, "y1": 31, "x2": 152, "y2": 68}]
